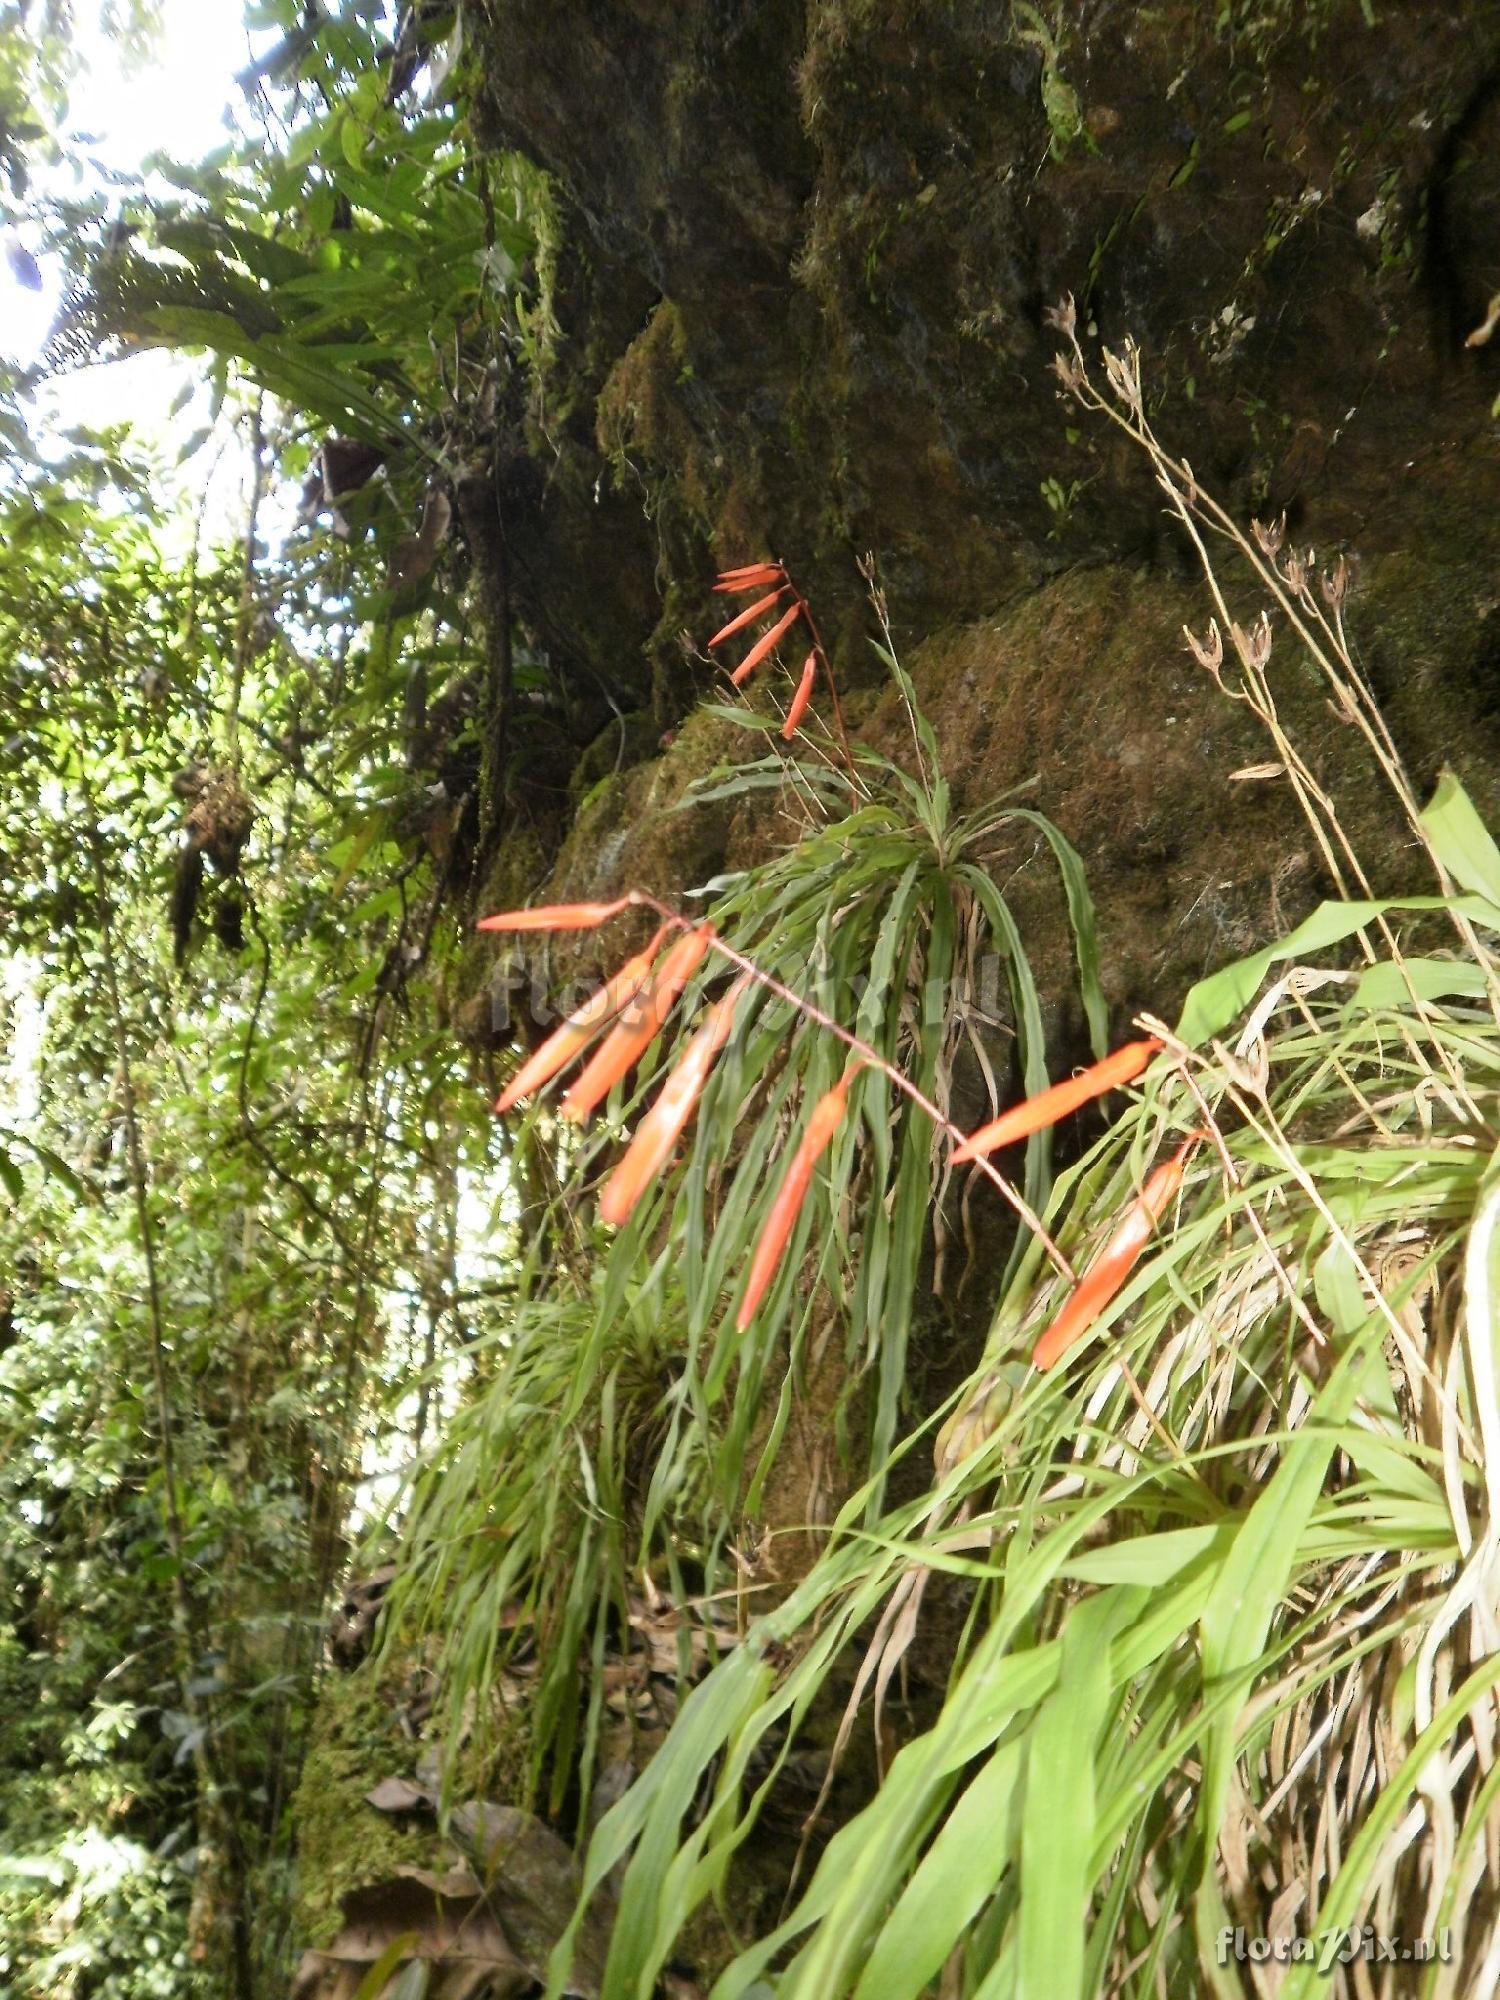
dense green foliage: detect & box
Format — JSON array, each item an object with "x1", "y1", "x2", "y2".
[
  {"x1": 0, "y1": 7, "x2": 534, "y2": 1987},
  {"x1": 389, "y1": 660, "x2": 1107, "y2": 1821},
  {"x1": 0, "y1": 382, "x2": 515, "y2": 1992}
]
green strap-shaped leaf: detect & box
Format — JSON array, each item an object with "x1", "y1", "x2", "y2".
[
  {"x1": 1420, "y1": 767, "x2": 1500, "y2": 905},
  {"x1": 1192, "y1": 1322, "x2": 1380, "y2": 1971},
  {"x1": 1175, "y1": 894, "x2": 1500, "y2": 1047},
  {"x1": 851, "y1": 1738, "x2": 1025, "y2": 2000},
  {"x1": 1002, "y1": 806, "x2": 1110, "y2": 1058}
]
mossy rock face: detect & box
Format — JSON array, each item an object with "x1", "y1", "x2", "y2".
[
  {"x1": 566, "y1": 709, "x2": 662, "y2": 802},
  {"x1": 471, "y1": 0, "x2": 1500, "y2": 654},
  {"x1": 290, "y1": 1664, "x2": 534, "y2": 1956},
  {"x1": 454, "y1": 0, "x2": 1500, "y2": 1042},
  {"x1": 473, "y1": 706, "x2": 763, "y2": 1013},
  {"x1": 458, "y1": 827, "x2": 552, "y2": 1047},
  {"x1": 290, "y1": 1671, "x2": 450, "y2": 1953},
  {"x1": 859, "y1": 437, "x2": 1500, "y2": 1054},
  {"x1": 457, "y1": 0, "x2": 1500, "y2": 1018},
  {"x1": 461, "y1": 437, "x2": 1500, "y2": 1067}
]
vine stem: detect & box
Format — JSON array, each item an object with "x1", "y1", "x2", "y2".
[
  {"x1": 225, "y1": 392, "x2": 265, "y2": 775},
  {"x1": 85, "y1": 816, "x2": 193, "y2": 1634},
  {"x1": 628, "y1": 893, "x2": 1077, "y2": 1282}
]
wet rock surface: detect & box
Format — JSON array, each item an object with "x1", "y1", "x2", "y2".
[{"x1": 455, "y1": 4, "x2": 1500, "y2": 1043}]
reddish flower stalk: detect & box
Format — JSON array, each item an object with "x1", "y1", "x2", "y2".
[
  {"x1": 950, "y1": 1038, "x2": 1164, "y2": 1164},
  {"x1": 560, "y1": 924, "x2": 715, "y2": 1123},
  {"x1": 494, "y1": 931, "x2": 667, "y2": 1114},
  {"x1": 479, "y1": 887, "x2": 1077, "y2": 1283},
  {"x1": 782, "y1": 651, "x2": 818, "y2": 741},
  {"x1": 598, "y1": 979, "x2": 746, "y2": 1226},
  {"x1": 1030, "y1": 1134, "x2": 1201, "y2": 1371},
  {"x1": 476, "y1": 894, "x2": 639, "y2": 933},
  {"x1": 708, "y1": 559, "x2": 859, "y2": 798},
  {"x1": 737, "y1": 1074, "x2": 853, "y2": 1330},
  {"x1": 730, "y1": 602, "x2": 804, "y2": 687}
]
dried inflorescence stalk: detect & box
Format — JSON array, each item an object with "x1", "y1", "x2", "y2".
[{"x1": 1048, "y1": 294, "x2": 1500, "y2": 1065}]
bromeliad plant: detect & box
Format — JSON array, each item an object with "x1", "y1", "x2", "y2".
[
  {"x1": 527, "y1": 344, "x2": 1500, "y2": 2000},
  {"x1": 386, "y1": 605, "x2": 1124, "y2": 1814},
  {"x1": 473, "y1": 556, "x2": 1199, "y2": 1381},
  {"x1": 475, "y1": 891, "x2": 1174, "y2": 1367}
]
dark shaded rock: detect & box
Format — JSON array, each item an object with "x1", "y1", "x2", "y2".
[
  {"x1": 288, "y1": 1844, "x2": 607, "y2": 1999},
  {"x1": 469, "y1": 0, "x2": 1500, "y2": 683},
  {"x1": 457, "y1": 0, "x2": 1500, "y2": 1045},
  {"x1": 328, "y1": 1562, "x2": 396, "y2": 1670}
]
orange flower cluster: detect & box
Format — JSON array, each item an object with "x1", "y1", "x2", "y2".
[
  {"x1": 482, "y1": 897, "x2": 1195, "y2": 1368},
  {"x1": 710, "y1": 560, "x2": 821, "y2": 740},
  {"x1": 944, "y1": 1039, "x2": 1196, "y2": 1370},
  {"x1": 1031, "y1": 1134, "x2": 1200, "y2": 1370},
  {"x1": 479, "y1": 899, "x2": 853, "y2": 1326}
]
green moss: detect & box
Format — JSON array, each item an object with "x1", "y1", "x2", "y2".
[
  {"x1": 596, "y1": 301, "x2": 691, "y2": 489},
  {"x1": 289, "y1": 1657, "x2": 536, "y2": 1952},
  {"x1": 549, "y1": 707, "x2": 745, "y2": 902},
  {"x1": 567, "y1": 710, "x2": 661, "y2": 803},
  {"x1": 290, "y1": 1671, "x2": 449, "y2": 1952},
  {"x1": 856, "y1": 556, "x2": 1445, "y2": 1039}
]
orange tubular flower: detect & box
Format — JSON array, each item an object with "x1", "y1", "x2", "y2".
[
  {"x1": 781, "y1": 651, "x2": 818, "y2": 740},
  {"x1": 598, "y1": 982, "x2": 745, "y2": 1227},
  {"x1": 559, "y1": 924, "x2": 715, "y2": 1124},
  {"x1": 950, "y1": 1037, "x2": 1164, "y2": 1165},
  {"x1": 1031, "y1": 1134, "x2": 1200, "y2": 1371},
  {"x1": 713, "y1": 564, "x2": 784, "y2": 594},
  {"x1": 476, "y1": 894, "x2": 638, "y2": 933},
  {"x1": 736, "y1": 1076, "x2": 851, "y2": 1331},
  {"x1": 493, "y1": 932, "x2": 666, "y2": 1115},
  {"x1": 709, "y1": 588, "x2": 787, "y2": 649},
  {"x1": 730, "y1": 602, "x2": 803, "y2": 687}
]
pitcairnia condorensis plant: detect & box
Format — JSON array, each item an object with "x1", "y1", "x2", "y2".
[
  {"x1": 385, "y1": 563, "x2": 1116, "y2": 1828},
  {"x1": 400, "y1": 338, "x2": 1500, "y2": 1997}
]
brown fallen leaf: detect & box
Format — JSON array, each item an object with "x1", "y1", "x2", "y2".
[
  {"x1": 1467, "y1": 292, "x2": 1500, "y2": 349},
  {"x1": 364, "y1": 1776, "x2": 434, "y2": 1815}
]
